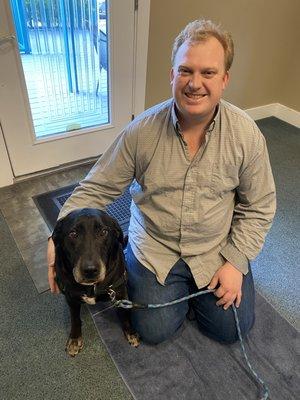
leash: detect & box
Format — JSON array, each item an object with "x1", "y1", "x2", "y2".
[
  {"x1": 232, "y1": 305, "x2": 269, "y2": 400},
  {"x1": 111, "y1": 288, "x2": 270, "y2": 400}
]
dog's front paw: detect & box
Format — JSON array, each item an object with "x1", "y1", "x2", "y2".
[
  {"x1": 125, "y1": 331, "x2": 140, "y2": 347},
  {"x1": 66, "y1": 336, "x2": 83, "y2": 356}
]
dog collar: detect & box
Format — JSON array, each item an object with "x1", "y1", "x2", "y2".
[{"x1": 93, "y1": 271, "x2": 127, "y2": 300}]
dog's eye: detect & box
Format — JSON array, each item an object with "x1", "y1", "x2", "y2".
[
  {"x1": 96, "y1": 228, "x2": 108, "y2": 237},
  {"x1": 101, "y1": 228, "x2": 108, "y2": 236},
  {"x1": 68, "y1": 230, "x2": 78, "y2": 239}
]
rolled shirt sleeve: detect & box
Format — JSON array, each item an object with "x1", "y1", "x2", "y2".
[
  {"x1": 220, "y1": 129, "x2": 276, "y2": 273},
  {"x1": 57, "y1": 124, "x2": 137, "y2": 221}
]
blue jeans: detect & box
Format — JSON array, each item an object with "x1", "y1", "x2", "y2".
[{"x1": 126, "y1": 244, "x2": 255, "y2": 345}]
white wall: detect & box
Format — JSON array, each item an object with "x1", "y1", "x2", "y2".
[{"x1": 0, "y1": 125, "x2": 14, "y2": 187}]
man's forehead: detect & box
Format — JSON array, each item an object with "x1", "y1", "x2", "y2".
[{"x1": 174, "y1": 38, "x2": 225, "y2": 65}]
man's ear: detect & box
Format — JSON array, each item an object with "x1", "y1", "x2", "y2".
[
  {"x1": 170, "y1": 68, "x2": 175, "y2": 85},
  {"x1": 222, "y1": 71, "x2": 230, "y2": 90}
]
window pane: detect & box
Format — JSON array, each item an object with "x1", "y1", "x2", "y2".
[{"x1": 10, "y1": 0, "x2": 109, "y2": 138}]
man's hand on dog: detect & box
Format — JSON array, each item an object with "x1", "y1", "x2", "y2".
[
  {"x1": 47, "y1": 237, "x2": 60, "y2": 294},
  {"x1": 208, "y1": 261, "x2": 243, "y2": 310}
]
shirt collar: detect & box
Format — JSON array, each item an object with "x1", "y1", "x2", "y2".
[{"x1": 171, "y1": 100, "x2": 220, "y2": 135}]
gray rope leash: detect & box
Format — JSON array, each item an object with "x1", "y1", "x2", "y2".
[
  {"x1": 114, "y1": 289, "x2": 269, "y2": 400},
  {"x1": 114, "y1": 288, "x2": 215, "y2": 309},
  {"x1": 232, "y1": 305, "x2": 269, "y2": 400}
]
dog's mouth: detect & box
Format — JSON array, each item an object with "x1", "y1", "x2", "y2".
[
  {"x1": 73, "y1": 271, "x2": 106, "y2": 285},
  {"x1": 73, "y1": 261, "x2": 106, "y2": 285}
]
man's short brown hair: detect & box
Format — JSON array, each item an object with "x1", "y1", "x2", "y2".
[{"x1": 171, "y1": 19, "x2": 234, "y2": 71}]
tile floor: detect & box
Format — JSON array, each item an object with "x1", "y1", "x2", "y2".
[{"x1": 0, "y1": 162, "x2": 93, "y2": 293}]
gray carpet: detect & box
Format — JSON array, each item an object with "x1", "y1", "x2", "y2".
[
  {"x1": 0, "y1": 210, "x2": 132, "y2": 400},
  {"x1": 253, "y1": 117, "x2": 300, "y2": 330}
]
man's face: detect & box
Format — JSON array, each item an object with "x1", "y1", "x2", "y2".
[{"x1": 170, "y1": 37, "x2": 229, "y2": 125}]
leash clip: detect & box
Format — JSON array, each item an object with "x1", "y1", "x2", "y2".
[
  {"x1": 107, "y1": 286, "x2": 116, "y2": 302},
  {"x1": 114, "y1": 299, "x2": 134, "y2": 309}
]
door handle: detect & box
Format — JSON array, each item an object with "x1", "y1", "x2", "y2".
[{"x1": 0, "y1": 35, "x2": 15, "y2": 45}]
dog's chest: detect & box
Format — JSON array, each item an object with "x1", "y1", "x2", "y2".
[
  {"x1": 81, "y1": 294, "x2": 96, "y2": 305},
  {"x1": 80, "y1": 285, "x2": 110, "y2": 305}
]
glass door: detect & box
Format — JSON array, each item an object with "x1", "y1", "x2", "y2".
[
  {"x1": 0, "y1": 0, "x2": 134, "y2": 176},
  {"x1": 10, "y1": 0, "x2": 110, "y2": 137}
]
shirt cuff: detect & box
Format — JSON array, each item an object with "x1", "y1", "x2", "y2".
[{"x1": 220, "y1": 241, "x2": 249, "y2": 274}]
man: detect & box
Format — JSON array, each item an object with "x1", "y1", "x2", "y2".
[{"x1": 48, "y1": 19, "x2": 276, "y2": 345}]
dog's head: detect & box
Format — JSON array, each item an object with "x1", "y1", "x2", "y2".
[{"x1": 52, "y1": 208, "x2": 124, "y2": 285}]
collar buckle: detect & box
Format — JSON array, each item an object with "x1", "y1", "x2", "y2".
[{"x1": 107, "y1": 286, "x2": 116, "y2": 302}]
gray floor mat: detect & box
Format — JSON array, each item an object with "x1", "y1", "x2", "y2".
[{"x1": 90, "y1": 292, "x2": 299, "y2": 400}]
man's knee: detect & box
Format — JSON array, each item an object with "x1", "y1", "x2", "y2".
[
  {"x1": 138, "y1": 326, "x2": 177, "y2": 345},
  {"x1": 131, "y1": 309, "x2": 185, "y2": 345},
  {"x1": 220, "y1": 314, "x2": 254, "y2": 344},
  {"x1": 197, "y1": 308, "x2": 255, "y2": 344}
]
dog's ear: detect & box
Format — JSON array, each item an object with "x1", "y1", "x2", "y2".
[
  {"x1": 52, "y1": 218, "x2": 64, "y2": 247},
  {"x1": 114, "y1": 225, "x2": 125, "y2": 246},
  {"x1": 108, "y1": 217, "x2": 124, "y2": 246},
  {"x1": 122, "y1": 234, "x2": 128, "y2": 249},
  {"x1": 115, "y1": 229, "x2": 128, "y2": 250}
]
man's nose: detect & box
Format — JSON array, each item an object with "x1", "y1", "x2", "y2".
[{"x1": 188, "y1": 73, "x2": 202, "y2": 90}]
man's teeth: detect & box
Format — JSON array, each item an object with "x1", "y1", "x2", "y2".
[{"x1": 186, "y1": 93, "x2": 206, "y2": 98}]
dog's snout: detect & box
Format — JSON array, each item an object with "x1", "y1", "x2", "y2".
[{"x1": 82, "y1": 264, "x2": 98, "y2": 279}]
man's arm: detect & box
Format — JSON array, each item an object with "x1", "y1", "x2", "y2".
[
  {"x1": 220, "y1": 129, "x2": 276, "y2": 273},
  {"x1": 58, "y1": 125, "x2": 138, "y2": 221},
  {"x1": 209, "y1": 126, "x2": 276, "y2": 309},
  {"x1": 47, "y1": 236, "x2": 60, "y2": 293},
  {"x1": 48, "y1": 124, "x2": 138, "y2": 293}
]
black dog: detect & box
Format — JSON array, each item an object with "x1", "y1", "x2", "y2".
[{"x1": 52, "y1": 208, "x2": 140, "y2": 356}]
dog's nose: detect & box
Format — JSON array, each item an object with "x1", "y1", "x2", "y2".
[{"x1": 82, "y1": 264, "x2": 98, "y2": 279}]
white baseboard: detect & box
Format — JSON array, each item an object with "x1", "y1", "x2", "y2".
[{"x1": 245, "y1": 103, "x2": 300, "y2": 128}]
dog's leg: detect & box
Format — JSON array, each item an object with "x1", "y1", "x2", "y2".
[
  {"x1": 65, "y1": 299, "x2": 84, "y2": 356},
  {"x1": 117, "y1": 286, "x2": 140, "y2": 347},
  {"x1": 117, "y1": 308, "x2": 140, "y2": 347}
]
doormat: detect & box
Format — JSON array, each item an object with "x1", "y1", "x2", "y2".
[{"x1": 33, "y1": 184, "x2": 132, "y2": 234}]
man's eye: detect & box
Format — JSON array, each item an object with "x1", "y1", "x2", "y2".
[
  {"x1": 69, "y1": 231, "x2": 78, "y2": 239},
  {"x1": 178, "y1": 68, "x2": 190, "y2": 75},
  {"x1": 203, "y1": 71, "x2": 215, "y2": 77}
]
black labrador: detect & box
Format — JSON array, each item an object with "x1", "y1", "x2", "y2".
[{"x1": 52, "y1": 208, "x2": 140, "y2": 356}]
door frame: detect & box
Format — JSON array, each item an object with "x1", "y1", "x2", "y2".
[
  {"x1": 132, "y1": 0, "x2": 150, "y2": 118},
  {"x1": 0, "y1": 0, "x2": 150, "y2": 187}
]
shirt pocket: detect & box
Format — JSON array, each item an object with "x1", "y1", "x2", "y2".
[{"x1": 210, "y1": 163, "x2": 239, "y2": 197}]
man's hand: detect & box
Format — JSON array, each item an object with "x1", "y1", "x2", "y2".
[
  {"x1": 47, "y1": 237, "x2": 60, "y2": 294},
  {"x1": 208, "y1": 261, "x2": 243, "y2": 310}
]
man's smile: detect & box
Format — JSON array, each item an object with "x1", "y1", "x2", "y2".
[{"x1": 184, "y1": 92, "x2": 208, "y2": 102}]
